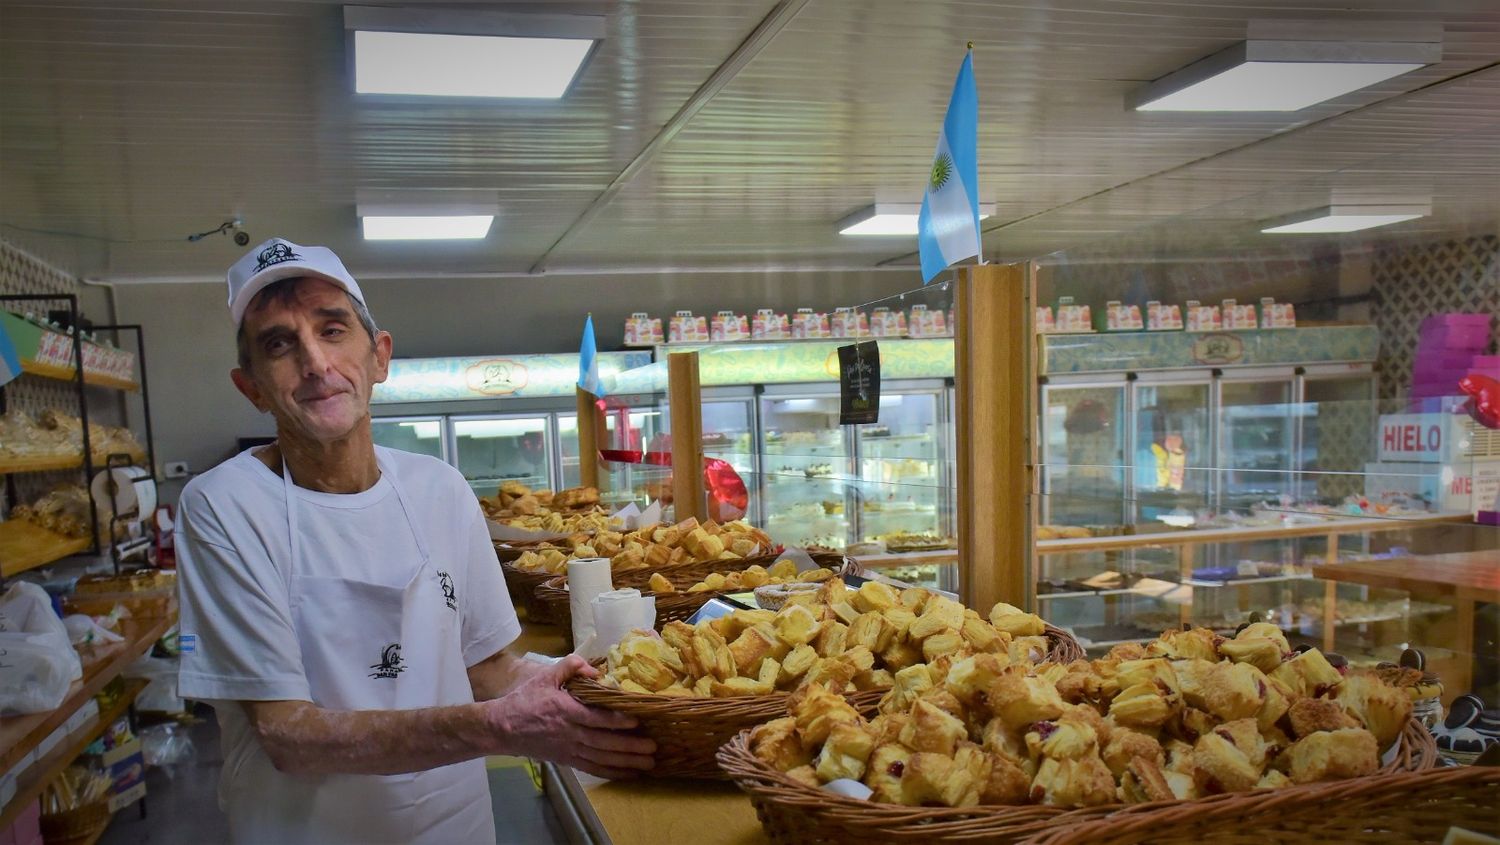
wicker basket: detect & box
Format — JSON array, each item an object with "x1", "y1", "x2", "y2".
[
  {"x1": 566, "y1": 624, "x2": 1083, "y2": 781},
  {"x1": 715, "y1": 717, "x2": 1440, "y2": 844},
  {"x1": 537, "y1": 553, "x2": 862, "y2": 648},
  {"x1": 496, "y1": 546, "x2": 564, "y2": 624},
  {"x1": 40, "y1": 800, "x2": 111, "y2": 844}
]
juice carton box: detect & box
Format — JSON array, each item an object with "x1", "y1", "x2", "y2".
[
  {"x1": 1260, "y1": 298, "x2": 1296, "y2": 329},
  {"x1": 1222, "y1": 299, "x2": 1259, "y2": 330},
  {"x1": 1185, "y1": 301, "x2": 1222, "y2": 332},
  {"x1": 1036, "y1": 306, "x2": 1055, "y2": 334},
  {"x1": 1147, "y1": 301, "x2": 1183, "y2": 331},
  {"x1": 1054, "y1": 297, "x2": 1092, "y2": 333},
  {"x1": 669, "y1": 310, "x2": 709, "y2": 343},
  {"x1": 1105, "y1": 301, "x2": 1144, "y2": 331},
  {"x1": 752, "y1": 309, "x2": 789, "y2": 340},
  {"x1": 711, "y1": 311, "x2": 749, "y2": 342}
]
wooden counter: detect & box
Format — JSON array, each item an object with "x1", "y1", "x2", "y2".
[{"x1": 512, "y1": 620, "x2": 767, "y2": 845}]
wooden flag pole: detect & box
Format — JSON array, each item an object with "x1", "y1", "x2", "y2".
[
  {"x1": 954, "y1": 262, "x2": 1035, "y2": 611},
  {"x1": 667, "y1": 351, "x2": 706, "y2": 523},
  {"x1": 576, "y1": 386, "x2": 601, "y2": 490}
]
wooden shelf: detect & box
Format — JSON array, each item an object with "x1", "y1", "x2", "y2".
[
  {"x1": 853, "y1": 548, "x2": 959, "y2": 569},
  {"x1": 0, "y1": 521, "x2": 92, "y2": 577},
  {"x1": 0, "y1": 614, "x2": 172, "y2": 815},
  {"x1": 0, "y1": 450, "x2": 148, "y2": 476},
  {"x1": 1035, "y1": 513, "x2": 1472, "y2": 554},
  {"x1": 19, "y1": 359, "x2": 138, "y2": 392}
]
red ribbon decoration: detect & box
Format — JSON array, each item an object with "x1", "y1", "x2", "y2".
[
  {"x1": 1459, "y1": 374, "x2": 1500, "y2": 430},
  {"x1": 595, "y1": 450, "x2": 750, "y2": 521}
]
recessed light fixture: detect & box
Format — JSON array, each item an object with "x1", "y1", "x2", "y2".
[
  {"x1": 1260, "y1": 204, "x2": 1429, "y2": 234},
  {"x1": 361, "y1": 215, "x2": 494, "y2": 240},
  {"x1": 344, "y1": 6, "x2": 602, "y2": 99},
  {"x1": 838, "y1": 203, "x2": 994, "y2": 236},
  {"x1": 1129, "y1": 25, "x2": 1440, "y2": 112}
]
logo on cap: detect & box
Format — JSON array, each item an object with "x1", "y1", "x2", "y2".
[{"x1": 253, "y1": 242, "x2": 301, "y2": 273}]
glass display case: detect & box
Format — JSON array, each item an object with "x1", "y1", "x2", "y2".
[
  {"x1": 370, "y1": 416, "x2": 446, "y2": 462},
  {"x1": 855, "y1": 386, "x2": 947, "y2": 544},
  {"x1": 451, "y1": 414, "x2": 553, "y2": 497},
  {"x1": 1040, "y1": 378, "x2": 1128, "y2": 527},
  {"x1": 758, "y1": 387, "x2": 854, "y2": 550}
]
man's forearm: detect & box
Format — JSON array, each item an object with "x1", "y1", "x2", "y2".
[
  {"x1": 468, "y1": 649, "x2": 548, "y2": 701},
  {"x1": 245, "y1": 700, "x2": 498, "y2": 776}
]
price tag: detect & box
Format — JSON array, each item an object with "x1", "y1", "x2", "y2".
[{"x1": 838, "y1": 340, "x2": 880, "y2": 425}]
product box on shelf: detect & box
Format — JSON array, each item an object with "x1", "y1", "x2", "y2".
[
  {"x1": 1260, "y1": 297, "x2": 1296, "y2": 329},
  {"x1": 668, "y1": 310, "x2": 709, "y2": 344},
  {"x1": 906, "y1": 304, "x2": 949, "y2": 338},
  {"x1": 101, "y1": 735, "x2": 146, "y2": 812},
  {"x1": 869, "y1": 307, "x2": 904, "y2": 337},
  {"x1": 751, "y1": 309, "x2": 790, "y2": 340},
  {"x1": 1146, "y1": 301, "x2": 1183, "y2": 331},
  {"x1": 1221, "y1": 299, "x2": 1258, "y2": 330},
  {"x1": 1035, "y1": 305, "x2": 1056, "y2": 334},
  {"x1": 623, "y1": 312, "x2": 663, "y2": 346},
  {"x1": 1184, "y1": 300, "x2": 1222, "y2": 332},
  {"x1": 1103, "y1": 301, "x2": 1144, "y2": 332},
  {"x1": 710, "y1": 311, "x2": 749, "y2": 342},
  {"x1": 830, "y1": 307, "x2": 871, "y2": 338},
  {"x1": 1053, "y1": 297, "x2": 1092, "y2": 333},
  {"x1": 790, "y1": 308, "x2": 830, "y2": 339}
]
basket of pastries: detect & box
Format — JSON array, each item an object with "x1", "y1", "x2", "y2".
[
  {"x1": 537, "y1": 552, "x2": 862, "y2": 647},
  {"x1": 509, "y1": 517, "x2": 771, "y2": 623},
  {"x1": 481, "y1": 481, "x2": 606, "y2": 522},
  {"x1": 566, "y1": 578, "x2": 1084, "y2": 779},
  {"x1": 716, "y1": 622, "x2": 1438, "y2": 845}
]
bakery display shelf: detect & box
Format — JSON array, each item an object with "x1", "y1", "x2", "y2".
[
  {"x1": 853, "y1": 548, "x2": 959, "y2": 569},
  {"x1": 0, "y1": 449, "x2": 148, "y2": 476},
  {"x1": 0, "y1": 615, "x2": 171, "y2": 779},
  {"x1": 1181, "y1": 572, "x2": 1314, "y2": 588},
  {"x1": 0, "y1": 678, "x2": 147, "y2": 830},
  {"x1": 1037, "y1": 571, "x2": 1313, "y2": 601},
  {"x1": 19, "y1": 358, "x2": 138, "y2": 392},
  {"x1": 0, "y1": 520, "x2": 92, "y2": 577},
  {"x1": 1035, "y1": 512, "x2": 1472, "y2": 554}
]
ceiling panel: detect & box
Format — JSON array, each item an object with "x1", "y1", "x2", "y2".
[{"x1": 0, "y1": 0, "x2": 1496, "y2": 281}]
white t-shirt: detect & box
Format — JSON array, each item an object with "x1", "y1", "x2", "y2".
[{"x1": 175, "y1": 446, "x2": 519, "y2": 821}]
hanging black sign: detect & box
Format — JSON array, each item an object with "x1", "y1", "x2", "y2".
[{"x1": 838, "y1": 340, "x2": 881, "y2": 425}]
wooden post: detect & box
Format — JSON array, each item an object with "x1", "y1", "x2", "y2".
[
  {"x1": 575, "y1": 387, "x2": 600, "y2": 490},
  {"x1": 954, "y1": 263, "x2": 1034, "y2": 612},
  {"x1": 668, "y1": 352, "x2": 706, "y2": 523}
]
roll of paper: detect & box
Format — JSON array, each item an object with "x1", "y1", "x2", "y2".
[
  {"x1": 588, "y1": 589, "x2": 657, "y2": 659},
  {"x1": 567, "y1": 558, "x2": 613, "y2": 658},
  {"x1": 90, "y1": 466, "x2": 157, "y2": 519}
]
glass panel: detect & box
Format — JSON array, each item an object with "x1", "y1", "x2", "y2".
[
  {"x1": 857, "y1": 392, "x2": 944, "y2": 545},
  {"x1": 558, "y1": 411, "x2": 621, "y2": 494},
  {"x1": 452, "y1": 416, "x2": 552, "y2": 498},
  {"x1": 1132, "y1": 382, "x2": 1211, "y2": 523},
  {"x1": 760, "y1": 393, "x2": 854, "y2": 550},
  {"x1": 699, "y1": 400, "x2": 757, "y2": 521},
  {"x1": 371, "y1": 417, "x2": 445, "y2": 461},
  {"x1": 1219, "y1": 380, "x2": 1295, "y2": 510},
  {"x1": 1299, "y1": 377, "x2": 1376, "y2": 504},
  {"x1": 1042, "y1": 385, "x2": 1127, "y2": 528}
]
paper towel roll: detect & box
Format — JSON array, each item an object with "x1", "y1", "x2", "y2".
[
  {"x1": 589, "y1": 589, "x2": 657, "y2": 658},
  {"x1": 567, "y1": 558, "x2": 613, "y2": 658},
  {"x1": 90, "y1": 466, "x2": 157, "y2": 519}
]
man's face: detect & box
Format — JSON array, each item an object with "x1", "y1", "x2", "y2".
[{"x1": 230, "y1": 277, "x2": 392, "y2": 444}]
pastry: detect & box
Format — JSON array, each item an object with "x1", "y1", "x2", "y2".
[
  {"x1": 1287, "y1": 697, "x2": 1360, "y2": 738},
  {"x1": 988, "y1": 668, "x2": 1066, "y2": 728},
  {"x1": 1283, "y1": 728, "x2": 1378, "y2": 784},
  {"x1": 815, "y1": 722, "x2": 877, "y2": 782},
  {"x1": 751, "y1": 717, "x2": 813, "y2": 771}
]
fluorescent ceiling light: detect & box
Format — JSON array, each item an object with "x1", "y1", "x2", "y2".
[
  {"x1": 361, "y1": 215, "x2": 494, "y2": 240},
  {"x1": 1130, "y1": 36, "x2": 1438, "y2": 112},
  {"x1": 839, "y1": 203, "x2": 994, "y2": 236},
  {"x1": 352, "y1": 31, "x2": 592, "y2": 98},
  {"x1": 1260, "y1": 204, "x2": 1429, "y2": 234}
]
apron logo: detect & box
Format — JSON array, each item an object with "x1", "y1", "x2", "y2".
[
  {"x1": 438, "y1": 571, "x2": 457, "y2": 611},
  {"x1": 369, "y1": 643, "x2": 405, "y2": 679}
]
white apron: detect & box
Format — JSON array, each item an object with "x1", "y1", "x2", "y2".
[{"x1": 225, "y1": 451, "x2": 496, "y2": 845}]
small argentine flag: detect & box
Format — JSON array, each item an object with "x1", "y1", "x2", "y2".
[
  {"x1": 577, "y1": 313, "x2": 605, "y2": 397},
  {"x1": 917, "y1": 50, "x2": 982, "y2": 284},
  {"x1": 0, "y1": 318, "x2": 21, "y2": 387}
]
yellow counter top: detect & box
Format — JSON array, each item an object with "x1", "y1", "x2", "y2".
[{"x1": 510, "y1": 620, "x2": 767, "y2": 845}]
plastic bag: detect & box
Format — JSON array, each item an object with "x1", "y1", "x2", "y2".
[
  {"x1": 63, "y1": 614, "x2": 125, "y2": 646},
  {"x1": 0, "y1": 634, "x2": 81, "y2": 714},
  {"x1": 139, "y1": 723, "x2": 195, "y2": 777},
  {"x1": 0, "y1": 583, "x2": 82, "y2": 714},
  {"x1": 125, "y1": 655, "x2": 185, "y2": 714}
]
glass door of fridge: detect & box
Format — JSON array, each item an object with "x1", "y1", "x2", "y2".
[
  {"x1": 1130, "y1": 376, "x2": 1212, "y2": 526},
  {"x1": 1296, "y1": 367, "x2": 1377, "y2": 506},
  {"x1": 558, "y1": 402, "x2": 665, "y2": 508},
  {"x1": 856, "y1": 389, "x2": 945, "y2": 547},
  {"x1": 451, "y1": 414, "x2": 555, "y2": 498},
  {"x1": 371, "y1": 416, "x2": 447, "y2": 461},
  {"x1": 1216, "y1": 371, "x2": 1297, "y2": 513},
  {"x1": 759, "y1": 391, "x2": 854, "y2": 550},
  {"x1": 683, "y1": 396, "x2": 757, "y2": 522},
  {"x1": 1039, "y1": 380, "x2": 1128, "y2": 529}
]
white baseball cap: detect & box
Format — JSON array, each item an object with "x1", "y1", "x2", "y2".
[{"x1": 226, "y1": 238, "x2": 366, "y2": 325}]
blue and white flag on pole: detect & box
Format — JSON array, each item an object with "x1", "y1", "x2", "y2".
[
  {"x1": 577, "y1": 314, "x2": 604, "y2": 396},
  {"x1": 917, "y1": 50, "x2": 981, "y2": 284},
  {"x1": 0, "y1": 319, "x2": 21, "y2": 387}
]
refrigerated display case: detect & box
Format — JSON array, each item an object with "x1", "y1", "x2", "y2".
[
  {"x1": 1218, "y1": 370, "x2": 1298, "y2": 511},
  {"x1": 370, "y1": 416, "x2": 446, "y2": 462},
  {"x1": 758, "y1": 387, "x2": 854, "y2": 550},
  {"x1": 1040, "y1": 377, "x2": 1128, "y2": 528},
  {"x1": 855, "y1": 385, "x2": 948, "y2": 545},
  {"x1": 451, "y1": 414, "x2": 553, "y2": 497}
]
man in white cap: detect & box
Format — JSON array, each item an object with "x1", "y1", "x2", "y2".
[{"x1": 175, "y1": 238, "x2": 655, "y2": 844}]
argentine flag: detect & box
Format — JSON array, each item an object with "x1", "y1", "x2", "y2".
[
  {"x1": 577, "y1": 313, "x2": 605, "y2": 397},
  {"x1": 0, "y1": 319, "x2": 21, "y2": 387},
  {"x1": 918, "y1": 51, "x2": 981, "y2": 284}
]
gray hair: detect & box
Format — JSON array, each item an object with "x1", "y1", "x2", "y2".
[{"x1": 235, "y1": 277, "x2": 379, "y2": 370}]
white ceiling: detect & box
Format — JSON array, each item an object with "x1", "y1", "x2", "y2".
[{"x1": 1, "y1": 0, "x2": 1497, "y2": 282}]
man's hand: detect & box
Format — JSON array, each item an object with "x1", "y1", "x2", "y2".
[{"x1": 483, "y1": 655, "x2": 657, "y2": 779}]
